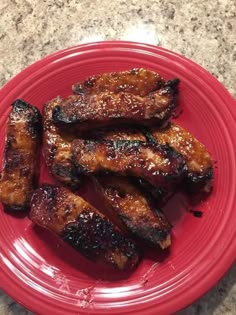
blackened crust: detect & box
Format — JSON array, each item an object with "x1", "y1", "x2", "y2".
[
  {"x1": 96, "y1": 176, "x2": 171, "y2": 248},
  {"x1": 72, "y1": 139, "x2": 187, "y2": 188},
  {"x1": 30, "y1": 184, "x2": 140, "y2": 270},
  {"x1": 0, "y1": 99, "x2": 42, "y2": 211},
  {"x1": 185, "y1": 168, "x2": 214, "y2": 195},
  {"x1": 146, "y1": 123, "x2": 214, "y2": 196},
  {"x1": 62, "y1": 210, "x2": 139, "y2": 267},
  {"x1": 120, "y1": 214, "x2": 170, "y2": 244},
  {"x1": 72, "y1": 68, "x2": 165, "y2": 96},
  {"x1": 52, "y1": 81, "x2": 180, "y2": 131},
  {"x1": 42, "y1": 99, "x2": 80, "y2": 188},
  {"x1": 12, "y1": 99, "x2": 42, "y2": 138}
]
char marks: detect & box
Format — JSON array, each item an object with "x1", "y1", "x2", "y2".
[
  {"x1": 95, "y1": 176, "x2": 171, "y2": 249},
  {"x1": 42, "y1": 98, "x2": 80, "y2": 187},
  {"x1": 0, "y1": 67, "x2": 214, "y2": 273},
  {"x1": 71, "y1": 139, "x2": 187, "y2": 188},
  {"x1": 0, "y1": 99, "x2": 42, "y2": 211},
  {"x1": 52, "y1": 79, "x2": 179, "y2": 131},
  {"x1": 72, "y1": 68, "x2": 165, "y2": 96},
  {"x1": 149, "y1": 123, "x2": 213, "y2": 194},
  {"x1": 30, "y1": 184, "x2": 140, "y2": 270}
]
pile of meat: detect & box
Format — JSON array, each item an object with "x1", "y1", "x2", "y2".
[{"x1": 0, "y1": 68, "x2": 213, "y2": 271}]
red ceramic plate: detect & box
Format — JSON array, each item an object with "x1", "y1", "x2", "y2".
[{"x1": 0, "y1": 41, "x2": 236, "y2": 315}]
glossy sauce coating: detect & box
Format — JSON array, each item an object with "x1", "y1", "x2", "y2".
[
  {"x1": 72, "y1": 68, "x2": 165, "y2": 96},
  {"x1": 43, "y1": 98, "x2": 79, "y2": 187},
  {"x1": 53, "y1": 80, "x2": 179, "y2": 131},
  {"x1": 30, "y1": 184, "x2": 139, "y2": 270},
  {"x1": 90, "y1": 127, "x2": 169, "y2": 203},
  {"x1": 0, "y1": 99, "x2": 41, "y2": 210},
  {"x1": 72, "y1": 139, "x2": 187, "y2": 188},
  {"x1": 150, "y1": 123, "x2": 213, "y2": 193},
  {"x1": 96, "y1": 176, "x2": 171, "y2": 249}
]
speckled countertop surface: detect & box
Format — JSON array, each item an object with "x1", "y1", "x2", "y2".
[{"x1": 0, "y1": 0, "x2": 236, "y2": 314}]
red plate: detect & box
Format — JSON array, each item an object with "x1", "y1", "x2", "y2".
[{"x1": 0, "y1": 41, "x2": 236, "y2": 315}]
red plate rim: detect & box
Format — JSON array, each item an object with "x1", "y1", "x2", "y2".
[{"x1": 0, "y1": 41, "x2": 236, "y2": 315}]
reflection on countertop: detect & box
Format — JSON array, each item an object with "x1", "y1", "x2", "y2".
[{"x1": 0, "y1": 0, "x2": 236, "y2": 314}]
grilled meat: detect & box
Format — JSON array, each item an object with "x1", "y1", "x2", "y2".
[
  {"x1": 71, "y1": 139, "x2": 187, "y2": 188},
  {"x1": 43, "y1": 98, "x2": 80, "y2": 187},
  {"x1": 0, "y1": 99, "x2": 41, "y2": 211},
  {"x1": 95, "y1": 176, "x2": 171, "y2": 249},
  {"x1": 52, "y1": 80, "x2": 179, "y2": 131},
  {"x1": 72, "y1": 68, "x2": 165, "y2": 96},
  {"x1": 149, "y1": 123, "x2": 213, "y2": 194},
  {"x1": 86, "y1": 125, "x2": 147, "y2": 142},
  {"x1": 88, "y1": 126, "x2": 167, "y2": 203},
  {"x1": 30, "y1": 184, "x2": 140, "y2": 270}
]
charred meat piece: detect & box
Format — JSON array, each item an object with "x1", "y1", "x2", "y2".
[
  {"x1": 0, "y1": 99, "x2": 41, "y2": 211},
  {"x1": 43, "y1": 98, "x2": 80, "y2": 187},
  {"x1": 72, "y1": 68, "x2": 165, "y2": 96},
  {"x1": 52, "y1": 80, "x2": 179, "y2": 131},
  {"x1": 95, "y1": 176, "x2": 171, "y2": 249},
  {"x1": 71, "y1": 139, "x2": 187, "y2": 189},
  {"x1": 86, "y1": 125, "x2": 147, "y2": 141},
  {"x1": 88, "y1": 126, "x2": 167, "y2": 203},
  {"x1": 30, "y1": 184, "x2": 139, "y2": 270},
  {"x1": 149, "y1": 123, "x2": 213, "y2": 194}
]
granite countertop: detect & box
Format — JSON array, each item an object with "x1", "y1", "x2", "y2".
[{"x1": 0, "y1": 0, "x2": 236, "y2": 314}]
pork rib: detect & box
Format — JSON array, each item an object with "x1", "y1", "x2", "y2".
[
  {"x1": 95, "y1": 176, "x2": 171, "y2": 249},
  {"x1": 52, "y1": 80, "x2": 179, "y2": 131},
  {"x1": 71, "y1": 139, "x2": 187, "y2": 188},
  {"x1": 148, "y1": 123, "x2": 213, "y2": 194},
  {"x1": 72, "y1": 68, "x2": 165, "y2": 96},
  {"x1": 43, "y1": 98, "x2": 80, "y2": 187},
  {"x1": 30, "y1": 184, "x2": 139, "y2": 270},
  {"x1": 0, "y1": 99, "x2": 41, "y2": 210}
]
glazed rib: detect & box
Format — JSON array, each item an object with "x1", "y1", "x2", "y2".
[
  {"x1": 89, "y1": 127, "x2": 170, "y2": 243},
  {"x1": 43, "y1": 98, "x2": 80, "y2": 187},
  {"x1": 0, "y1": 99, "x2": 41, "y2": 211},
  {"x1": 89, "y1": 126, "x2": 166, "y2": 203},
  {"x1": 86, "y1": 125, "x2": 146, "y2": 141},
  {"x1": 95, "y1": 176, "x2": 171, "y2": 249},
  {"x1": 52, "y1": 80, "x2": 179, "y2": 131},
  {"x1": 30, "y1": 184, "x2": 139, "y2": 270},
  {"x1": 71, "y1": 139, "x2": 187, "y2": 188},
  {"x1": 149, "y1": 123, "x2": 213, "y2": 194},
  {"x1": 72, "y1": 68, "x2": 165, "y2": 96}
]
